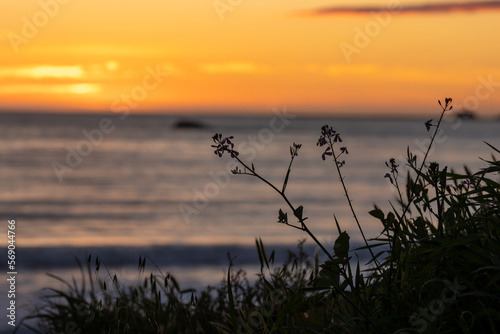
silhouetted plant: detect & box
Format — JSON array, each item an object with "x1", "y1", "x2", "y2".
[
  {"x1": 20, "y1": 98, "x2": 500, "y2": 333},
  {"x1": 210, "y1": 98, "x2": 500, "y2": 333}
]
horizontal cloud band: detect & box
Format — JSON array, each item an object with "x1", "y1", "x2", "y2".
[{"x1": 300, "y1": 1, "x2": 500, "y2": 16}]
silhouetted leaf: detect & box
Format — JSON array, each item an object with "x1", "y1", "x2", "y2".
[
  {"x1": 278, "y1": 209, "x2": 288, "y2": 224},
  {"x1": 369, "y1": 208, "x2": 385, "y2": 221},
  {"x1": 294, "y1": 206, "x2": 304, "y2": 220},
  {"x1": 334, "y1": 231, "x2": 350, "y2": 259}
]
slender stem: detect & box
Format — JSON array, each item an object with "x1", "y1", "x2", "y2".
[
  {"x1": 393, "y1": 172, "x2": 404, "y2": 208},
  {"x1": 97, "y1": 256, "x2": 126, "y2": 300},
  {"x1": 435, "y1": 184, "x2": 443, "y2": 237},
  {"x1": 329, "y1": 140, "x2": 379, "y2": 267},
  {"x1": 223, "y1": 140, "x2": 383, "y2": 332},
  {"x1": 402, "y1": 107, "x2": 448, "y2": 217},
  {"x1": 282, "y1": 149, "x2": 297, "y2": 194},
  {"x1": 387, "y1": 103, "x2": 450, "y2": 296},
  {"x1": 233, "y1": 156, "x2": 333, "y2": 260},
  {"x1": 237, "y1": 156, "x2": 364, "y2": 300}
]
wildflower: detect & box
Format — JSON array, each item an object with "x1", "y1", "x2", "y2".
[
  {"x1": 389, "y1": 158, "x2": 398, "y2": 173},
  {"x1": 317, "y1": 125, "x2": 342, "y2": 147},
  {"x1": 290, "y1": 143, "x2": 302, "y2": 157},
  {"x1": 462, "y1": 179, "x2": 474, "y2": 189},
  {"x1": 321, "y1": 146, "x2": 333, "y2": 161},
  {"x1": 385, "y1": 158, "x2": 398, "y2": 174},
  {"x1": 384, "y1": 158, "x2": 398, "y2": 184},
  {"x1": 317, "y1": 125, "x2": 333, "y2": 147},
  {"x1": 318, "y1": 124, "x2": 346, "y2": 164},
  {"x1": 425, "y1": 119, "x2": 433, "y2": 132},
  {"x1": 438, "y1": 98, "x2": 453, "y2": 110},
  {"x1": 211, "y1": 133, "x2": 239, "y2": 158}
]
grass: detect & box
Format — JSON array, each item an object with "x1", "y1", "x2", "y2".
[{"x1": 18, "y1": 98, "x2": 500, "y2": 333}]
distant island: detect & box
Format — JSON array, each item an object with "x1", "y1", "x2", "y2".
[
  {"x1": 173, "y1": 119, "x2": 208, "y2": 129},
  {"x1": 455, "y1": 109, "x2": 476, "y2": 120}
]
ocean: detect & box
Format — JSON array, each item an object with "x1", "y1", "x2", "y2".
[{"x1": 0, "y1": 110, "x2": 498, "y2": 332}]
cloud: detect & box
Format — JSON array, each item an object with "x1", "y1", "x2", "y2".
[
  {"x1": 299, "y1": 1, "x2": 500, "y2": 16},
  {"x1": 0, "y1": 83, "x2": 101, "y2": 95},
  {"x1": 199, "y1": 62, "x2": 265, "y2": 74},
  {"x1": 0, "y1": 65, "x2": 84, "y2": 79}
]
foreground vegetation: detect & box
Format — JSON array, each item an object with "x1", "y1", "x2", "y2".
[{"x1": 19, "y1": 99, "x2": 500, "y2": 333}]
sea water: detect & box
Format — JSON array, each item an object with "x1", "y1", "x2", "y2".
[{"x1": 0, "y1": 111, "x2": 498, "y2": 332}]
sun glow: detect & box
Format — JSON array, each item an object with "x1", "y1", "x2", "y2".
[
  {"x1": 0, "y1": 1, "x2": 499, "y2": 115},
  {"x1": 199, "y1": 62, "x2": 263, "y2": 75},
  {"x1": 0, "y1": 83, "x2": 101, "y2": 95},
  {"x1": 0, "y1": 65, "x2": 84, "y2": 79}
]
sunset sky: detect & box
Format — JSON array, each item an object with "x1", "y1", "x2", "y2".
[{"x1": 1, "y1": 0, "x2": 499, "y2": 116}]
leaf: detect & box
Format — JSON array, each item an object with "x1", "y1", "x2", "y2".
[
  {"x1": 386, "y1": 212, "x2": 396, "y2": 229},
  {"x1": 406, "y1": 171, "x2": 412, "y2": 201},
  {"x1": 255, "y1": 237, "x2": 269, "y2": 272},
  {"x1": 294, "y1": 206, "x2": 304, "y2": 220},
  {"x1": 334, "y1": 231, "x2": 350, "y2": 259},
  {"x1": 334, "y1": 215, "x2": 342, "y2": 235},
  {"x1": 278, "y1": 209, "x2": 288, "y2": 224},
  {"x1": 369, "y1": 208, "x2": 385, "y2": 221},
  {"x1": 413, "y1": 216, "x2": 428, "y2": 239},
  {"x1": 479, "y1": 165, "x2": 500, "y2": 175},
  {"x1": 226, "y1": 262, "x2": 237, "y2": 326},
  {"x1": 317, "y1": 260, "x2": 341, "y2": 288},
  {"x1": 484, "y1": 141, "x2": 500, "y2": 154},
  {"x1": 440, "y1": 166, "x2": 448, "y2": 190}
]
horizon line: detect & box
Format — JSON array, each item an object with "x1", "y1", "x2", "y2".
[{"x1": 0, "y1": 108, "x2": 495, "y2": 121}]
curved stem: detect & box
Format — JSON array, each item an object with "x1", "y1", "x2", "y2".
[
  {"x1": 233, "y1": 156, "x2": 333, "y2": 260},
  {"x1": 234, "y1": 157, "x2": 367, "y2": 300}
]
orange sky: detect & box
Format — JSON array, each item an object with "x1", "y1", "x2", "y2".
[{"x1": 1, "y1": 0, "x2": 499, "y2": 116}]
